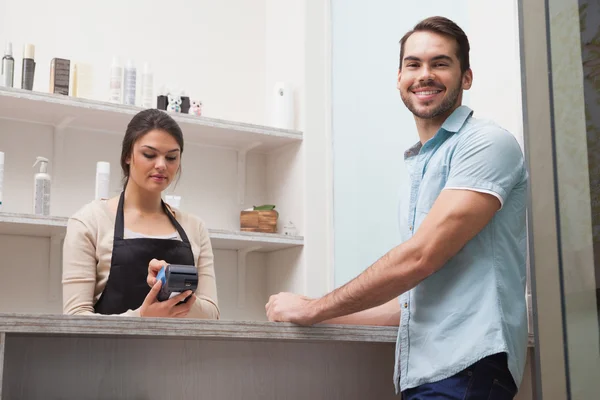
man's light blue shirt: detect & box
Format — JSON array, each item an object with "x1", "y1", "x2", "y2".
[{"x1": 393, "y1": 106, "x2": 529, "y2": 393}]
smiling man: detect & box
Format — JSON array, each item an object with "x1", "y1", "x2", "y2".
[{"x1": 266, "y1": 16, "x2": 528, "y2": 400}]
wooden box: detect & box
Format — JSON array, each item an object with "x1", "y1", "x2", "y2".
[{"x1": 240, "y1": 210, "x2": 278, "y2": 233}]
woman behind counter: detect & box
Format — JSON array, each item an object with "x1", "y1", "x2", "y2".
[{"x1": 62, "y1": 109, "x2": 220, "y2": 319}]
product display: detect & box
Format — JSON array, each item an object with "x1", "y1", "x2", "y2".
[
  {"x1": 123, "y1": 60, "x2": 136, "y2": 105},
  {"x1": 21, "y1": 43, "x2": 36, "y2": 90},
  {"x1": 165, "y1": 194, "x2": 181, "y2": 209},
  {"x1": 49, "y1": 58, "x2": 70, "y2": 95},
  {"x1": 141, "y1": 62, "x2": 153, "y2": 108},
  {"x1": 270, "y1": 82, "x2": 294, "y2": 129},
  {"x1": 72, "y1": 62, "x2": 93, "y2": 99},
  {"x1": 167, "y1": 94, "x2": 182, "y2": 113},
  {"x1": 109, "y1": 56, "x2": 122, "y2": 103},
  {"x1": 188, "y1": 100, "x2": 202, "y2": 116},
  {"x1": 1, "y1": 42, "x2": 14, "y2": 88},
  {"x1": 240, "y1": 205, "x2": 278, "y2": 233},
  {"x1": 181, "y1": 95, "x2": 190, "y2": 114},
  {"x1": 283, "y1": 221, "x2": 298, "y2": 236},
  {"x1": 95, "y1": 161, "x2": 110, "y2": 200},
  {"x1": 32, "y1": 156, "x2": 51, "y2": 216}
]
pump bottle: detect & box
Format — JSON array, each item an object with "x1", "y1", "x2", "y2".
[{"x1": 33, "y1": 156, "x2": 51, "y2": 216}]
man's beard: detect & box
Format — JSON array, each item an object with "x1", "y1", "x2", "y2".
[{"x1": 401, "y1": 80, "x2": 462, "y2": 119}]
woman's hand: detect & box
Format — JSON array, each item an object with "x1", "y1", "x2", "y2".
[
  {"x1": 147, "y1": 258, "x2": 167, "y2": 287},
  {"x1": 139, "y1": 279, "x2": 195, "y2": 318}
]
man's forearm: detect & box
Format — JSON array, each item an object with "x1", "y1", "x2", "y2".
[
  {"x1": 319, "y1": 297, "x2": 401, "y2": 326},
  {"x1": 312, "y1": 240, "x2": 430, "y2": 323}
]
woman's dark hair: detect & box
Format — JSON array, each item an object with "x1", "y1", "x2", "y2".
[
  {"x1": 121, "y1": 109, "x2": 184, "y2": 187},
  {"x1": 399, "y1": 16, "x2": 470, "y2": 74}
]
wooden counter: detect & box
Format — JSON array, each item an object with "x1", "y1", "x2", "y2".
[{"x1": 0, "y1": 313, "x2": 398, "y2": 400}]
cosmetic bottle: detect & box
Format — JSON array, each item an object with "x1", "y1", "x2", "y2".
[
  {"x1": 180, "y1": 91, "x2": 190, "y2": 114},
  {"x1": 141, "y1": 62, "x2": 154, "y2": 108},
  {"x1": 33, "y1": 156, "x2": 51, "y2": 216},
  {"x1": 109, "y1": 56, "x2": 122, "y2": 103},
  {"x1": 21, "y1": 44, "x2": 36, "y2": 90},
  {"x1": 0, "y1": 151, "x2": 4, "y2": 212},
  {"x1": 1, "y1": 42, "x2": 14, "y2": 88},
  {"x1": 165, "y1": 195, "x2": 182, "y2": 209},
  {"x1": 157, "y1": 85, "x2": 168, "y2": 110},
  {"x1": 73, "y1": 62, "x2": 93, "y2": 99},
  {"x1": 123, "y1": 60, "x2": 136, "y2": 105},
  {"x1": 95, "y1": 161, "x2": 110, "y2": 200},
  {"x1": 49, "y1": 58, "x2": 70, "y2": 95}
]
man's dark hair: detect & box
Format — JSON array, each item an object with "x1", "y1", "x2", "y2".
[{"x1": 399, "y1": 16, "x2": 470, "y2": 74}]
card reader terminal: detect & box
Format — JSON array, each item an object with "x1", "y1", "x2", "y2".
[{"x1": 156, "y1": 264, "x2": 198, "y2": 303}]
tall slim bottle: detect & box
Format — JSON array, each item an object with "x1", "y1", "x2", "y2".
[
  {"x1": 1, "y1": 42, "x2": 14, "y2": 88},
  {"x1": 21, "y1": 43, "x2": 36, "y2": 90}
]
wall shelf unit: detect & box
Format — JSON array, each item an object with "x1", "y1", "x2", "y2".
[
  {"x1": 0, "y1": 212, "x2": 303, "y2": 252},
  {"x1": 0, "y1": 87, "x2": 303, "y2": 153}
]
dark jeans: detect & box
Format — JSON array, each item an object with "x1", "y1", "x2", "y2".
[{"x1": 402, "y1": 353, "x2": 518, "y2": 400}]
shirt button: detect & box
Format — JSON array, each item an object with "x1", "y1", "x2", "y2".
[
  {"x1": 404, "y1": 303, "x2": 408, "y2": 308},
  {"x1": 409, "y1": 225, "x2": 413, "y2": 231}
]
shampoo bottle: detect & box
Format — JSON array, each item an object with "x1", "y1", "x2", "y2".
[
  {"x1": 123, "y1": 60, "x2": 137, "y2": 105},
  {"x1": 95, "y1": 161, "x2": 110, "y2": 200},
  {"x1": 21, "y1": 44, "x2": 36, "y2": 90},
  {"x1": 33, "y1": 156, "x2": 51, "y2": 216},
  {"x1": 141, "y1": 62, "x2": 154, "y2": 108},
  {"x1": 1, "y1": 42, "x2": 14, "y2": 88},
  {"x1": 109, "y1": 56, "x2": 123, "y2": 103}
]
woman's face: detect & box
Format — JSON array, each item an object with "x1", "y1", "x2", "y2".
[{"x1": 126, "y1": 129, "x2": 181, "y2": 194}]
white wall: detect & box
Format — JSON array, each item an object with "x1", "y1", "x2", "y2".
[
  {"x1": 330, "y1": 0, "x2": 523, "y2": 288},
  {"x1": 330, "y1": 0, "x2": 470, "y2": 286},
  {"x1": 0, "y1": 0, "x2": 267, "y2": 125}
]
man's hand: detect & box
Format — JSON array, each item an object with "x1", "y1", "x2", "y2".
[{"x1": 265, "y1": 292, "x2": 319, "y2": 326}]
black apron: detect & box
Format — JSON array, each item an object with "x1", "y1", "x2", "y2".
[{"x1": 94, "y1": 191, "x2": 195, "y2": 315}]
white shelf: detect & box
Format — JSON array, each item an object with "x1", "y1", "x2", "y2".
[
  {"x1": 0, "y1": 87, "x2": 303, "y2": 153},
  {"x1": 0, "y1": 212, "x2": 303, "y2": 253}
]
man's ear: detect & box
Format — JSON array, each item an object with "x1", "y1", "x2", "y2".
[
  {"x1": 397, "y1": 68, "x2": 402, "y2": 90},
  {"x1": 462, "y1": 68, "x2": 473, "y2": 90}
]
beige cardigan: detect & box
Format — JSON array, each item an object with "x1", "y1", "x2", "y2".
[{"x1": 62, "y1": 199, "x2": 220, "y2": 319}]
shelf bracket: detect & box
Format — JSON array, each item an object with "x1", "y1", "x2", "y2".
[
  {"x1": 237, "y1": 245, "x2": 262, "y2": 308},
  {"x1": 54, "y1": 116, "x2": 76, "y2": 133},
  {"x1": 48, "y1": 233, "x2": 65, "y2": 303},
  {"x1": 237, "y1": 142, "x2": 262, "y2": 206}
]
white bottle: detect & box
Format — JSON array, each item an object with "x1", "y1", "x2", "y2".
[
  {"x1": 95, "y1": 161, "x2": 110, "y2": 200},
  {"x1": 1, "y1": 42, "x2": 14, "y2": 88},
  {"x1": 109, "y1": 56, "x2": 123, "y2": 103},
  {"x1": 270, "y1": 82, "x2": 294, "y2": 130},
  {"x1": 33, "y1": 156, "x2": 51, "y2": 216},
  {"x1": 0, "y1": 151, "x2": 4, "y2": 212},
  {"x1": 165, "y1": 194, "x2": 181, "y2": 209},
  {"x1": 123, "y1": 60, "x2": 137, "y2": 105},
  {"x1": 141, "y1": 62, "x2": 154, "y2": 108}
]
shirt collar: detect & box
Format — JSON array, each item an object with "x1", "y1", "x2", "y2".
[
  {"x1": 440, "y1": 105, "x2": 473, "y2": 133},
  {"x1": 404, "y1": 105, "x2": 474, "y2": 158}
]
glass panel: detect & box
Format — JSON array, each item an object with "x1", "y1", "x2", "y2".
[{"x1": 547, "y1": 0, "x2": 600, "y2": 396}]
